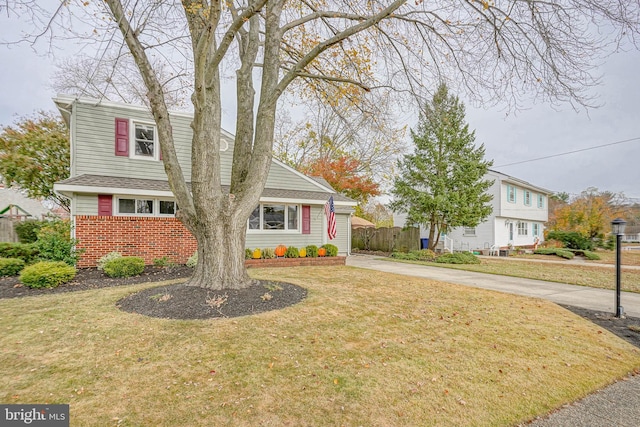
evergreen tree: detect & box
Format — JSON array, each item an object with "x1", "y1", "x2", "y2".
[{"x1": 390, "y1": 84, "x2": 494, "y2": 250}]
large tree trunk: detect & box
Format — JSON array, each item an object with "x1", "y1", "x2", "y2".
[{"x1": 185, "y1": 204, "x2": 256, "y2": 290}]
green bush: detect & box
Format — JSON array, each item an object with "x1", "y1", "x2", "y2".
[
  {"x1": 14, "y1": 220, "x2": 46, "y2": 243},
  {"x1": 186, "y1": 251, "x2": 198, "y2": 268},
  {"x1": 0, "y1": 242, "x2": 39, "y2": 263},
  {"x1": 546, "y1": 230, "x2": 593, "y2": 250},
  {"x1": 19, "y1": 261, "x2": 76, "y2": 289},
  {"x1": 582, "y1": 250, "x2": 601, "y2": 260},
  {"x1": 305, "y1": 245, "x2": 319, "y2": 258},
  {"x1": 285, "y1": 246, "x2": 299, "y2": 258},
  {"x1": 102, "y1": 256, "x2": 145, "y2": 278},
  {"x1": 321, "y1": 244, "x2": 339, "y2": 257},
  {"x1": 36, "y1": 219, "x2": 82, "y2": 265},
  {"x1": 435, "y1": 252, "x2": 481, "y2": 264},
  {"x1": 390, "y1": 251, "x2": 419, "y2": 261},
  {"x1": 0, "y1": 258, "x2": 26, "y2": 276},
  {"x1": 97, "y1": 251, "x2": 123, "y2": 270},
  {"x1": 245, "y1": 248, "x2": 253, "y2": 260},
  {"x1": 533, "y1": 248, "x2": 574, "y2": 259},
  {"x1": 262, "y1": 248, "x2": 276, "y2": 259}
]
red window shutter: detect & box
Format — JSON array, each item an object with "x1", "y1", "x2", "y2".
[
  {"x1": 302, "y1": 205, "x2": 311, "y2": 234},
  {"x1": 115, "y1": 118, "x2": 129, "y2": 156},
  {"x1": 98, "y1": 194, "x2": 113, "y2": 216}
]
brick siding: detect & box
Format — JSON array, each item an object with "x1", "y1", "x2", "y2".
[
  {"x1": 74, "y1": 216, "x2": 347, "y2": 269},
  {"x1": 75, "y1": 216, "x2": 197, "y2": 267}
]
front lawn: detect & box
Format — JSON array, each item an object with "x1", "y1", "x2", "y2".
[{"x1": 1, "y1": 267, "x2": 639, "y2": 426}]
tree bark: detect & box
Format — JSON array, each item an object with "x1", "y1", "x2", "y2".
[{"x1": 186, "y1": 200, "x2": 256, "y2": 290}]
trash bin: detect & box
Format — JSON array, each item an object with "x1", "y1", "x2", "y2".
[{"x1": 420, "y1": 238, "x2": 429, "y2": 249}]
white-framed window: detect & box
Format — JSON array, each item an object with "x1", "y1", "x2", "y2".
[
  {"x1": 116, "y1": 197, "x2": 177, "y2": 217},
  {"x1": 532, "y1": 223, "x2": 541, "y2": 237},
  {"x1": 507, "y1": 185, "x2": 516, "y2": 203},
  {"x1": 158, "y1": 200, "x2": 177, "y2": 216},
  {"x1": 248, "y1": 204, "x2": 300, "y2": 232},
  {"x1": 463, "y1": 227, "x2": 476, "y2": 236},
  {"x1": 537, "y1": 194, "x2": 545, "y2": 208},
  {"x1": 132, "y1": 121, "x2": 159, "y2": 160},
  {"x1": 524, "y1": 190, "x2": 531, "y2": 206},
  {"x1": 518, "y1": 221, "x2": 528, "y2": 236}
]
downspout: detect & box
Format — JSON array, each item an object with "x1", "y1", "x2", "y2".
[{"x1": 348, "y1": 212, "x2": 352, "y2": 256}]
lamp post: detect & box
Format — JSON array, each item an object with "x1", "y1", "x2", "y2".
[{"x1": 611, "y1": 218, "x2": 627, "y2": 318}]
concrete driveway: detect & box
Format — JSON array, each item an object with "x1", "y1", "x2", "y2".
[{"x1": 346, "y1": 254, "x2": 640, "y2": 318}]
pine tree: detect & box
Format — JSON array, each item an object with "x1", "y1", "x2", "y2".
[{"x1": 390, "y1": 84, "x2": 494, "y2": 250}]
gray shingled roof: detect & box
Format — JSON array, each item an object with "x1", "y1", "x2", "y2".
[{"x1": 56, "y1": 174, "x2": 356, "y2": 204}]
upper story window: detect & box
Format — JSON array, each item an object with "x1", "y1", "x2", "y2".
[
  {"x1": 524, "y1": 190, "x2": 531, "y2": 206},
  {"x1": 507, "y1": 185, "x2": 517, "y2": 203},
  {"x1": 537, "y1": 194, "x2": 545, "y2": 208},
  {"x1": 518, "y1": 221, "x2": 528, "y2": 236},
  {"x1": 249, "y1": 204, "x2": 299, "y2": 232},
  {"x1": 114, "y1": 118, "x2": 160, "y2": 161},
  {"x1": 133, "y1": 123, "x2": 157, "y2": 159}
]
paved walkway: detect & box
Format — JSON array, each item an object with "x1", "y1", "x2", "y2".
[
  {"x1": 347, "y1": 255, "x2": 640, "y2": 317},
  {"x1": 346, "y1": 254, "x2": 640, "y2": 426}
]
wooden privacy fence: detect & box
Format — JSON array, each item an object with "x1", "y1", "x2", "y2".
[
  {"x1": 352, "y1": 226, "x2": 419, "y2": 252},
  {"x1": 0, "y1": 218, "x2": 19, "y2": 243}
]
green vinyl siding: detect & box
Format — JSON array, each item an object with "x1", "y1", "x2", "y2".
[
  {"x1": 72, "y1": 101, "x2": 325, "y2": 193},
  {"x1": 75, "y1": 194, "x2": 99, "y2": 215}
]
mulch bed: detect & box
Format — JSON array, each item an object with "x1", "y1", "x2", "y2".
[
  {"x1": 117, "y1": 281, "x2": 307, "y2": 320},
  {"x1": 1, "y1": 267, "x2": 639, "y2": 347}
]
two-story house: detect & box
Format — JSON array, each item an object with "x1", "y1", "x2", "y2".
[
  {"x1": 394, "y1": 170, "x2": 551, "y2": 253},
  {"x1": 52, "y1": 96, "x2": 356, "y2": 267}
]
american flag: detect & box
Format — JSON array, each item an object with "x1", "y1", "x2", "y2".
[{"x1": 325, "y1": 195, "x2": 337, "y2": 240}]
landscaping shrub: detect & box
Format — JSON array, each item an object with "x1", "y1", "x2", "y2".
[
  {"x1": 14, "y1": 219, "x2": 46, "y2": 243},
  {"x1": 97, "y1": 251, "x2": 123, "y2": 270},
  {"x1": 19, "y1": 261, "x2": 76, "y2": 289},
  {"x1": 186, "y1": 251, "x2": 198, "y2": 268},
  {"x1": 0, "y1": 258, "x2": 25, "y2": 276},
  {"x1": 245, "y1": 248, "x2": 253, "y2": 259},
  {"x1": 0, "y1": 242, "x2": 39, "y2": 263},
  {"x1": 435, "y1": 252, "x2": 480, "y2": 264},
  {"x1": 534, "y1": 248, "x2": 574, "y2": 259},
  {"x1": 36, "y1": 219, "x2": 82, "y2": 265},
  {"x1": 321, "y1": 244, "x2": 339, "y2": 257},
  {"x1": 546, "y1": 230, "x2": 593, "y2": 250},
  {"x1": 582, "y1": 250, "x2": 601, "y2": 260},
  {"x1": 285, "y1": 246, "x2": 299, "y2": 258},
  {"x1": 391, "y1": 251, "x2": 419, "y2": 261},
  {"x1": 102, "y1": 256, "x2": 145, "y2": 278},
  {"x1": 262, "y1": 248, "x2": 275, "y2": 259},
  {"x1": 305, "y1": 245, "x2": 319, "y2": 258}
]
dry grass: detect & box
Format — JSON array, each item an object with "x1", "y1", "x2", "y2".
[
  {"x1": 1, "y1": 267, "x2": 639, "y2": 426},
  {"x1": 402, "y1": 258, "x2": 640, "y2": 293},
  {"x1": 586, "y1": 250, "x2": 640, "y2": 266}
]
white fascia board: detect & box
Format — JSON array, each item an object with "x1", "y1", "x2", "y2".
[
  {"x1": 53, "y1": 184, "x2": 357, "y2": 207},
  {"x1": 53, "y1": 183, "x2": 174, "y2": 198},
  {"x1": 269, "y1": 157, "x2": 337, "y2": 193},
  {"x1": 259, "y1": 196, "x2": 357, "y2": 206}
]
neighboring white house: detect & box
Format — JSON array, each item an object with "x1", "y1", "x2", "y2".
[
  {"x1": 393, "y1": 170, "x2": 551, "y2": 253},
  {"x1": 621, "y1": 226, "x2": 640, "y2": 243},
  {"x1": 52, "y1": 96, "x2": 356, "y2": 267}
]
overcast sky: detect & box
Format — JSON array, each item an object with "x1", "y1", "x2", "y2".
[{"x1": 1, "y1": 15, "x2": 639, "y2": 201}]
